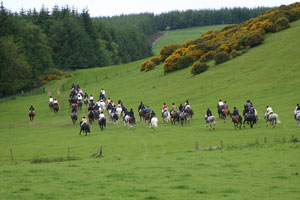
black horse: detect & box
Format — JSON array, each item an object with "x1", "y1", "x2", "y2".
[
  {"x1": 88, "y1": 110, "x2": 94, "y2": 124},
  {"x1": 79, "y1": 122, "x2": 90, "y2": 136},
  {"x1": 243, "y1": 113, "x2": 256, "y2": 128},
  {"x1": 98, "y1": 117, "x2": 106, "y2": 131}
]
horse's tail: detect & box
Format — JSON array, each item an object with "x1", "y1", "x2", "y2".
[{"x1": 276, "y1": 115, "x2": 281, "y2": 123}]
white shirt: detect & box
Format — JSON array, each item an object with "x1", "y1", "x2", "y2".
[
  {"x1": 267, "y1": 107, "x2": 273, "y2": 112},
  {"x1": 90, "y1": 96, "x2": 94, "y2": 101},
  {"x1": 99, "y1": 113, "x2": 105, "y2": 119},
  {"x1": 78, "y1": 95, "x2": 82, "y2": 100},
  {"x1": 54, "y1": 100, "x2": 58, "y2": 104},
  {"x1": 49, "y1": 98, "x2": 53, "y2": 102},
  {"x1": 218, "y1": 101, "x2": 224, "y2": 106},
  {"x1": 101, "y1": 90, "x2": 105, "y2": 95}
]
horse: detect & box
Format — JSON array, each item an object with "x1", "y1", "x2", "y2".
[
  {"x1": 124, "y1": 115, "x2": 135, "y2": 129},
  {"x1": 162, "y1": 110, "x2": 171, "y2": 123},
  {"x1": 204, "y1": 115, "x2": 216, "y2": 130},
  {"x1": 89, "y1": 101, "x2": 95, "y2": 107},
  {"x1": 243, "y1": 113, "x2": 256, "y2": 128},
  {"x1": 144, "y1": 112, "x2": 151, "y2": 123},
  {"x1": 93, "y1": 110, "x2": 100, "y2": 121},
  {"x1": 232, "y1": 114, "x2": 242, "y2": 129},
  {"x1": 221, "y1": 109, "x2": 232, "y2": 122},
  {"x1": 68, "y1": 98, "x2": 73, "y2": 107},
  {"x1": 78, "y1": 101, "x2": 82, "y2": 111},
  {"x1": 29, "y1": 110, "x2": 35, "y2": 121},
  {"x1": 88, "y1": 110, "x2": 94, "y2": 124},
  {"x1": 71, "y1": 112, "x2": 77, "y2": 124},
  {"x1": 116, "y1": 106, "x2": 122, "y2": 118},
  {"x1": 98, "y1": 117, "x2": 106, "y2": 131},
  {"x1": 84, "y1": 98, "x2": 89, "y2": 106},
  {"x1": 79, "y1": 122, "x2": 90, "y2": 136},
  {"x1": 108, "y1": 110, "x2": 118, "y2": 122},
  {"x1": 49, "y1": 102, "x2": 54, "y2": 110},
  {"x1": 264, "y1": 112, "x2": 280, "y2": 128},
  {"x1": 53, "y1": 105, "x2": 59, "y2": 114},
  {"x1": 170, "y1": 111, "x2": 179, "y2": 125},
  {"x1": 150, "y1": 117, "x2": 158, "y2": 130},
  {"x1": 71, "y1": 103, "x2": 78, "y2": 112},
  {"x1": 179, "y1": 112, "x2": 190, "y2": 126},
  {"x1": 217, "y1": 105, "x2": 224, "y2": 118},
  {"x1": 100, "y1": 101, "x2": 106, "y2": 111},
  {"x1": 139, "y1": 109, "x2": 145, "y2": 122},
  {"x1": 295, "y1": 111, "x2": 300, "y2": 127},
  {"x1": 185, "y1": 107, "x2": 194, "y2": 119}
]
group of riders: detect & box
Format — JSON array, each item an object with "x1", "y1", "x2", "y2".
[{"x1": 29, "y1": 82, "x2": 300, "y2": 128}]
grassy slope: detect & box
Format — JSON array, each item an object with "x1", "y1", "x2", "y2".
[
  {"x1": 152, "y1": 25, "x2": 227, "y2": 55},
  {"x1": 0, "y1": 21, "x2": 300, "y2": 200}
]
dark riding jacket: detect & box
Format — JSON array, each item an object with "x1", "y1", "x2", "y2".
[{"x1": 232, "y1": 109, "x2": 239, "y2": 116}]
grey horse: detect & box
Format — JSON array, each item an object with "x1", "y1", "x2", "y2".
[
  {"x1": 295, "y1": 110, "x2": 300, "y2": 127},
  {"x1": 205, "y1": 114, "x2": 216, "y2": 130},
  {"x1": 264, "y1": 112, "x2": 280, "y2": 128}
]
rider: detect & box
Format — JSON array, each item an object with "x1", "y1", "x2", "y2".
[
  {"x1": 232, "y1": 107, "x2": 239, "y2": 121},
  {"x1": 49, "y1": 96, "x2": 54, "y2": 104},
  {"x1": 295, "y1": 104, "x2": 300, "y2": 119},
  {"x1": 246, "y1": 100, "x2": 253, "y2": 108},
  {"x1": 266, "y1": 105, "x2": 273, "y2": 120},
  {"x1": 77, "y1": 93, "x2": 82, "y2": 102},
  {"x1": 81, "y1": 116, "x2": 87, "y2": 127},
  {"x1": 171, "y1": 103, "x2": 177, "y2": 115},
  {"x1": 138, "y1": 102, "x2": 145, "y2": 112},
  {"x1": 71, "y1": 83, "x2": 76, "y2": 89},
  {"x1": 53, "y1": 99, "x2": 58, "y2": 106},
  {"x1": 206, "y1": 108, "x2": 212, "y2": 117},
  {"x1": 129, "y1": 108, "x2": 135, "y2": 121},
  {"x1": 151, "y1": 110, "x2": 156, "y2": 121},
  {"x1": 145, "y1": 106, "x2": 151, "y2": 113},
  {"x1": 84, "y1": 92, "x2": 88, "y2": 99},
  {"x1": 185, "y1": 100, "x2": 191, "y2": 109},
  {"x1": 99, "y1": 111, "x2": 105, "y2": 119},
  {"x1": 72, "y1": 106, "x2": 77, "y2": 113},
  {"x1": 218, "y1": 99, "x2": 224, "y2": 109},
  {"x1": 161, "y1": 103, "x2": 168, "y2": 117},
  {"x1": 118, "y1": 100, "x2": 123, "y2": 107},
  {"x1": 179, "y1": 104, "x2": 184, "y2": 113},
  {"x1": 89, "y1": 95, "x2": 94, "y2": 102},
  {"x1": 29, "y1": 105, "x2": 35, "y2": 111},
  {"x1": 224, "y1": 101, "x2": 229, "y2": 109}
]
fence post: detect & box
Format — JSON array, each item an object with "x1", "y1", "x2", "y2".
[
  {"x1": 100, "y1": 145, "x2": 102, "y2": 156},
  {"x1": 10, "y1": 149, "x2": 13, "y2": 160},
  {"x1": 221, "y1": 140, "x2": 224, "y2": 148}
]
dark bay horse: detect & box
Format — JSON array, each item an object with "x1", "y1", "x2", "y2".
[
  {"x1": 53, "y1": 105, "x2": 59, "y2": 114},
  {"x1": 49, "y1": 102, "x2": 54, "y2": 111},
  {"x1": 79, "y1": 122, "x2": 90, "y2": 136},
  {"x1": 98, "y1": 117, "x2": 106, "y2": 131},
  {"x1": 243, "y1": 113, "x2": 256, "y2": 128},
  {"x1": 144, "y1": 112, "x2": 151, "y2": 123},
  {"x1": 29, "y1": 110, "x2": 35, "y2": 121},
  {"x1": 232, "y1": 115, "x2": 242, "y2": 129},
  {"x1": 78, "y1": 101, "x2": 82, "y2": 111},
  {"x1": 139, "y1": 109, "x2": 145, "y2": 122},
  {"x1": 71, "y1": 112, "x2": 77, "y2": 124},
  {"x1": 171, "y1": 111, "x2": 179, "y2": 125},
  {"x1": 88, "y1": 110, "x2": 94, "y2": 124}
]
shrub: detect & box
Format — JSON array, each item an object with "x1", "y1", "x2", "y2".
[
  {"x1": 191, "y1": 62, "x2": 209, "y2": 75},
  {"x1": 199, "y1": 51, "x2": 216, "y2": 63},
  {"x1": 164, "y1": 55, "x2": 194, "y2": 73},
  {"x1": 159, "y1": 44, "x2": 182, "y2": 62},
  {"x1": 150, "y1": 56, "x2": 161, "y2": 65},
  {"x1": 140, "y1": 60, "x2": 157, "y2": 72},
  {"x1": 214, "y1": 51, "x2": 230, "y2": 64},
  {"x1": 230, "y1": 49, "x2": 242, "y2": 58},
  {"x1": 65, "y1": 74, "x2": 72, "y2": 78},
  {"x1": 272, "y1": 17, "x2": 290, "y2": 32}
]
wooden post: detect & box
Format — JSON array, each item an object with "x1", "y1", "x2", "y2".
[
  {"x1": 10, "y1": 149, "x2": 13, "y2": 160},
  {"x1": 264, "y1": 137, "x2": 267, "y2": 144},
  {"x1": 100, "y1": 145, "x2": 102, "y2": 156},
  {"x1": 221, "y1": 140, "x2": 224, "y2": 149},
  {"x1": 68, "y1": 146, "x2": 70, "y2": 158}
]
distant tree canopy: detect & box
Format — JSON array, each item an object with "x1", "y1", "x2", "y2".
[{"x1": 0, "y1": 2, "x2": 272, "y2": 96}]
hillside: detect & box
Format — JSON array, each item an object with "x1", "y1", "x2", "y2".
[{"x1": 0, "y1": 20, "x2": 300, "y2": 199}]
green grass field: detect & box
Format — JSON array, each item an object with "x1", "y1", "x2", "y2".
[{"x1": 0, "y1": 21, "x2": 300, "y2": 200}]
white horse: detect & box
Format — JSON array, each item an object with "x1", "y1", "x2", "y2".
[
  {"x1": 150, "y1": 117, "x2": 158, "y2": 130},
  {"x1": 264, "y1": 112, "x2": 280, "y2": 128},
  {"x1": 100, "y1": 101, "x2": 106, "y2": 111},
  {"x1": 294, "y1": 110, "x2": 300, "y2": 127},
  {"x1": 204, "y1": 114, "x2": 216, "y2": 130},
  {"x1": 124, "y1": 115, "x2": 130, "y2": 128},
  {"x1": 162, "y1": 110, "x2": 171, "y2": 123},
  {"x1": 116, "y1": 106, "x2": 122, "y2": 118}
]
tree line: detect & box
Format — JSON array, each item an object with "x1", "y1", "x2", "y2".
[{"x1": 0, "y1": 2, "x2": 270, "y2": 97}]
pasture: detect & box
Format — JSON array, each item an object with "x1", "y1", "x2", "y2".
[{"x1": 0, "y1": 21, "x2": 300, "y2": 199}]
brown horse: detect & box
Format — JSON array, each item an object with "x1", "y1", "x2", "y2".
[
  {"x1": 170, "y1": 111, "x2": 179, "y2": 125},
  {"x1": 88, "y1": 110, "x2": 94, "y2": 124},
  {"x1": 139, "y1": 109, "x2": 145, "y2": 122},
  {"x1": 144, "y1": 112, "x2": 151, "y2": 123},
  {"x1": 232, "y1": 115, "x2": 242, "y2": 129},
  {"x1": 29, "y1": 110, "x2": 35, "y2": 121},
  {"x1": 71, "y1": 112, "x2": 77, "y2": 124},
  {"x1": 53, "y1": 105, "x2": 59, "y2": 113},
  {"x1": 72, "y1": 103, "x2": 78, "y2": 112},
  {"x1": 78, "y1": 101, "x2": 82, "y2": 111},
  {"x1": 221, "y1": 109, "x2": 232, "y2": 122},
  {"x1": 185, "y1": 107, "x2": 194, "y2": 119},
  {"x1": 68, "y1": 98, "x2": 73, "y2": 107},
  {"x1": 49, "y1": 102, "x2": 54, "y2": 110}
]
